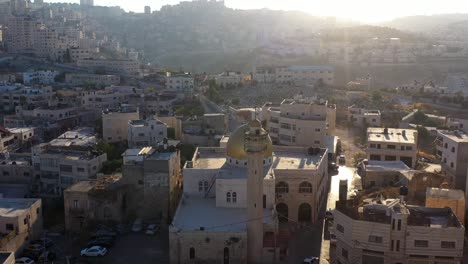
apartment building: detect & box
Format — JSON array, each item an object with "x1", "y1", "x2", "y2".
[
  {"x1": 66, "y1": 73, "x2": 120, "y2": 86},
  {"x1": 4, "y1": 16, "x2": 34, "y2": 53},
  {"x1": 446, "y1": 116, "x2": 468, "y2": 134},
  {"x1": 0, "y1": 153, "x2": 35, "y2": 186},
  {"x1": 261, "y1": 95, "x2": 336, "y2": 148},
  {"x1": 122, "y1": 146, "x2": 182, "y2": 221},
  {"x1": 253, "y1": 67, "x2": 276, "y2": 83},
  {"x1": 333, "y1": 198, "x2": 464, "y2": 264},
  {"x1": 80, "y1": 89, "x2": 130, "y2": 110},
  {"x1": 435, "y1": 130, "x2": 468, "y2": 191},
  {"x1": 32, "y1": 128, "x2": 107, "y2": 195},
  {"x1": 64, "y1": 175, "x2": 128, "y2": 232},
  {"x1": 16, "y1": 103, "x2": 81, "y2": 122},
  {"x1": 275, "y1": 65, "x2": 334, "y2": 85},
  {"x1": 23, "y1": 70, "x2": 59, "y2": 85},
  {"x1": 0, "y1": 127, "x2": 15, "y2": 153},
  {"x1": 102, "y1": 106, "x2": 139, "y2": 143},
  {"x1": 348, "y1": 105, "x2": 381, "y2": 127},
  {"x1": 214, "y1": 71, "x2": 242, "y2": 87},
  {"x1": 367, "y1": 128, "x2": 418, "y2": 168},
  {"x1": 1, "y1": 86, "x2": 55, "y2": 112},
  {"x1": 165, "y1": 73, "x2": 194, "y2": 95},
  {"x1": 77, "y1": 59, "x2": 139, "y2": 76},
  {"x1": 128, "y1": 117, "x2": 168, "y2": 148},
  {"x1": 0, "y1": 198, "x2": 43, "y2": 253}
]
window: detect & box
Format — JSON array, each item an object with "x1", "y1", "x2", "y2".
[
  {"x1": 368, "y1": 235, "x2": 383, "y2": 244},
  {"x1": 315, "y1": 128, "x2": 321, "y2": 132},
  {"x1": 452, "y1": 147, "x2": 455, "y2": 153},
  {"x1": 414, "y1": 240, "x2": 428, "y2": 247},
  {"x1": 392, "y1": 219, "x2": 395, "y2": 230},
  {"x1": 444, "y1": 143, "x2": 448, "y2": 148},
  {"x1": 36, "y1": 208, "x2": 40, "y2": 215},
  {"x1": 450, "y1": 162, "x2": 454, "y2": 168},
  {"x1": 73, "y1": 200, "x2": 79, "y2": 209},
  {"x1": 370, "y1": 144, "x2": 376, "y2": 148},
  {"x1": 337, "y1": 224, "x2": 344, "y2": 233},
  {"x1": 397, "y1": 219, "x2": 401, "y2": 230},
  {"x1": 299, "y1": 182, "x2": 312, "y2": 193},
  {"x1": 341, "y1": 248, "x2": 348, "y2": 259},
  {"x1": 77, "y1": 168, "x2": 85, "y2": 173},
  {"x1": 5, "y1": 224, "x2": 13, "y2": 231},
  {"x1": 377, "y1": 144, "x2": 381, "y2": 149},
  {"x1": 406, "y1": 146, "x2": 413, "y2": 150},
  {"x1": 314, "y1": 140, "x2": 320, "y2": 145},
  {"x1": 232, "y1": 192, "x2": 237, "y2": 203},
  {"x1": 275, "y1": 182, "x2": 289, "y2": 193},
  {"x1": 387, "y1": 145, "x2": 396, "y2": 149},
  {"x1": 189, "y1": 247, "x2": 195, "y2": 259},
  {"x1": 391, "y1": 240, "x2": 394, "y2": 251},
  {"x1": 226, "y1": 192, "x2": 231, "y2": 203},
  {"x1": 396, "y1": 240, "x2": 400, "y2": 251},
  {"x1": 441, "y1": 241, "x2": 455, "y2": 248},
  {"x1": 2, "y1": 171, "x2": 9, "y2": 176},
  {"x1": 59, "y1": 164, "x2": 73, "y2": 173}
]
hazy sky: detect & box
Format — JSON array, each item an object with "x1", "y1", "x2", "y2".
[{"x1": 44, "y1": 0, "x2": 468, "y2": 23}]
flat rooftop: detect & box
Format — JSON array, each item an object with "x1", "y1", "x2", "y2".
[
  {"x1": 336, "y1": 199, "x2": 462, "y2": 228},
  {"x1": 437, "y1": 130, "x2": 468, "y2": 143},
  {"x1": 7, "y1": 127, "x2": 34, "y2": 134},
  {"x1": 49, "y1": 127, "x2": 96, "y2": 148},
  {"x1": 363, "y1": 160, "x2": 410, "y2": 172},
  {"x1": 0, "y1": 198, "x2": 40, "y2": 217},
  {"x1": 65, "y1": 175, "x2": 122, "y2": 193},
  {"x1": 171, "y1": 196, "x2": 274, "y2": 232},
  {"x1": 367, "y1": 128, "x2": 417, "y2": 144}
]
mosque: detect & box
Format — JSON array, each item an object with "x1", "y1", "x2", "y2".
[{"x1": 169, "y1": 120, "x2": 328, "y2": 263}]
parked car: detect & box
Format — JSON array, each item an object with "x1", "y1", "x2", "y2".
[
  {"x1": 24, "y1": 244, "x2": 45, "y2": 258},
  {"x1": 37, "y1": 251, "x2": 56, "y2": 262},
  {"x1": 93, "y1": 230, "x2": 117, "y2": 238},
  {"x1": 338, "y1": 155, "x2": 346, "y2": 165},
  {"x1": 303, "y1": 256, "x2": 319, "y2": 264},
  {"x1": 131, "y1": 218, "x2": 143, "y2": 232},
  {"x1": 328, "y1": 162, "x2": 339, "y2": 172},
  {"x1": 30, "y1": 238, "x2": 53, "y2": 248},
  {"x1": 80, "y1": 246, "x2": 108, "y2": 257},
  {"x1": 87, "y1": 237, "x2": 114, "y2": 248},
  {"x1": 325, "y1": 209, "x2": 334, "y2": 220},
  {"x1": 15, "y1": 257, "x2": 35, "y2": 264},
  {"x1": 145, "y1": 224, "x2": 160, "y2": 235}
]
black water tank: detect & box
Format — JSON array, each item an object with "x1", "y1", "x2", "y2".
[{"x1": 400, "y1": 185, "x2": 409, "y2": 196}]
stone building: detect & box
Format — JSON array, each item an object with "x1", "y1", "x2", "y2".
[
  {"x1": 102, "y1": 105, "x2": 139, "y2": 143},
  {"x1": 169, "y1": 121, "x2": 328, "y2": 263},
  {"x1": 426, "y1": 188, "x2": 465, "y2": 224},
  {"x1": 64, "y1": 175, "x2": 128, "y2": 232},
  {"x1": 127, "y1": 117, "x2": 168, "y2": 148}
]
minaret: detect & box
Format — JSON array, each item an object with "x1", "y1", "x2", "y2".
[{"x1": 245, "y1": 120, "x2": 269, "y2": 264}]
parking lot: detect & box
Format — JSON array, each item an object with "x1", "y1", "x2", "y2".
[{"x1": 35, "y1": 228, "x2": 169, "y2": 264}]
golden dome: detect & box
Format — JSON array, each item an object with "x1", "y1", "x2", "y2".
[{"x1": 226, "y1": 123, "x2": 273, "y2": 160}]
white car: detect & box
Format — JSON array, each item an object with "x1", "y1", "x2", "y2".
[
  {"x1": 145, "y1": 224, "x2": 160, "y2": 235},
  {"x1": 303, "y1": 256, "x2": 319, "y2": 264},
  {"x1": 15, "y1": 258, "x2": 35, "y2": 264},
  {"x1": 132, "y1": 218, "x2": 143, "y2": 232},
  {"x1": 80, "y1": 246, "x2": 108, "y2": 257}
]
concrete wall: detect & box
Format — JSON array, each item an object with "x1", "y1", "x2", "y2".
[{"x1": 169, "y1": 231, "x2": 247, "y2": 264}]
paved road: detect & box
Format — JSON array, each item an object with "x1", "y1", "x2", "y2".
[{"x1": 320, "y1": 166, "x2": 361, "y2": 264}]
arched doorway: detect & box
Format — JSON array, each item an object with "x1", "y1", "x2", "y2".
[
  {"x1": 223, "y1": 247, "x2": 229, "y2": 264},
  {"x1": 298, "y1": 203, "x2": 312, "y2": 223},
  {"x1": 276, "y1": 203, "x2": 288, "y2": 223}
]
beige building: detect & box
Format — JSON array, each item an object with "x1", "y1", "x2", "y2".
[
  {"x1": 0, "y1": 127, "x2": 15, "y2": 153},
  {"x1": 77, "y1": 59, "x2": 139, "y2": 76},
  {"x1": 367, "y1": 128, "x2": 418, "y2": 168},
  {"x1": 170, "y1": 122, "x2": 328, "y2": 263},
  {"x1": 0, "y1": 198, "x2": 43, "y2": 254},
  {"x1": 261, "y1": 94, "x2": 336, "y2": 148},
  {"x1": 80, "y1": 89, "x2": 131, "y2": 110},
  {"x1": 275, "y1": 65, "x2": 334, "y2": 86},
  {"x1": 127, "y1": 117, "x2": 168, "y2": 148},
  {"x1": 358, "y1": 160, "x2": 411, "y2": 189},
  {"x1": 1, "y1": 86, "x2": 55, "y2": 112},
  {"x1": 64, "y1": 175, "x2": 128, "y2": 232},
  {"x1": 0, "y1": 154, "x2": 35, "y2": 186},
  {"x1": 66, "y1": 73, "x2": 120, "y2": 86},
  {"x1": 122, "y1": 146, "x2": 182, "y2": 222},
  {"x1": 32, "y1": 128, "x2": 107, "y2": 195},
  {"x1": 165, "y1": 73, "x2": 194, "y2": 95},
  {"x1": 102, "y1": 106, "x2": 139, "y2": 143},
  {"x1": 435, "y1": 130, "x2": 468, "y2": 191},
  {"x1": 347, "y1": 105, "x2": 382, "y2": 127},
  {"x1": 333, "y1": 198, "x2": 464, "y2": 264}
]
